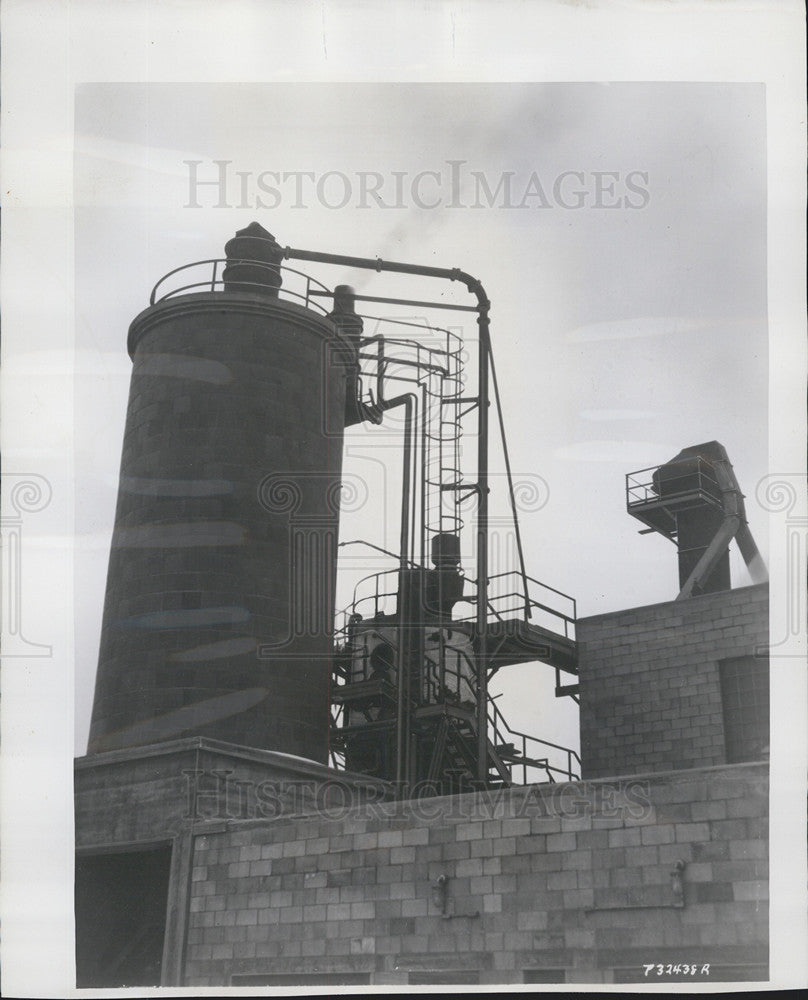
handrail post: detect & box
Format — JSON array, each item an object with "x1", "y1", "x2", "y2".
[
  {"x1": 439, "y1": 637, "x2": 445, "y2": 699},
  {"x1": 523, "y1": 735, "x2": 527, "y2": 784}
]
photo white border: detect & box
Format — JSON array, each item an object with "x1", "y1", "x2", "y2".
[{"x1": 1, "y1": 0, "x2": 805, "y2": 995}]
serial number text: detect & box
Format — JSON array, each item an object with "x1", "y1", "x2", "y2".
[{"x1": 643, "y1": 964, "x2": 710, "y2": 977}]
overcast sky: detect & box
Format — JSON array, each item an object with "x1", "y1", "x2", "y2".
[{"x1": 72, "y1": 82, "x2": 768, "y2": 757}]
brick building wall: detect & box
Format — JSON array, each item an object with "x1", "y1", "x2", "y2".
[
  {"x1": 75, "y1": 591, "x2": 771, "y2": 987},
  {"x1": 73, "y1": 738, "x2": 391, "y2": 987},
  {"x1": 576, "y1": 584, "x2": 768, "y2": 779},
  {"x1": 74, "y1": 738, "x2": 391, "y2": 850},
  {"x1": 182, "y1": 762, "x2": 768, "y2": 986},
  {"x1": 90, "y1": 294, "x2": 349, "y2": 760}
]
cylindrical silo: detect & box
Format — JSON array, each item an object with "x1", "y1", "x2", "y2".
[{"x1": 87, "y1": 224, "x2": 354, "y2": 761}]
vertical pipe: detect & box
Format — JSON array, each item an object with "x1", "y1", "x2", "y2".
[
  {"x1": 476, "y1": 308, "x2": 490, "y2": 785},
  {"x1": 396, "y1": 580, "x2": 410, "y2": 790},
  {"x1": 394, "y1": 397, "x2": 414, "y2": 788},
  {"x1": 375, "y1": 390, "x2": 416, "y2": 790}
]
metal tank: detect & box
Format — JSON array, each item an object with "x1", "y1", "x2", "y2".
[{"x1": 87, "y1": 224, "x2": 355, "y2": 761}]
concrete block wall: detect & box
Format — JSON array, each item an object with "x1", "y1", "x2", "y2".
[
  {"x1": 182, "y1": 762, "x2": 768, "y2": 986},
  {"x1": 576, "y1": 584, "x2": 768, "y2": 779},
  {"x1": 74, "y1": 737, "x2": 392, "y2": 988},
  {"x1": 90, "y1": 294, "x2": 348, "y2": 760},
  {"x1": 74, "y1": 738, "x2": 391, "y2": 849}
]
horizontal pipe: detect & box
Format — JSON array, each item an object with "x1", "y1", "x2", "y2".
[
  {"x1": 309, "y1": 289, "x2": 480, "y2": 313},
  {"x1": 282, "y1": 246, "x2": 490, "y2": 309}
]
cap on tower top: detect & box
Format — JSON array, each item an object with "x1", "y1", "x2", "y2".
[{"x1": 222, "y1": 222, "x2": 283, "y2": 295}]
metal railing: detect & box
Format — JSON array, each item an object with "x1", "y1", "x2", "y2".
[
  {"x1": 331, "y1": 617, "x2": 581, "y2": 785},
  {"x1": 455, "y1": 570, "x2": 576, "y2": 640},
  {"x1": 626, "y1": 456, "x2": 723, "y2": 510},
  {"x1": 338, "y1": 567, "x2": 576, "y2": 642},
  {"x1": 338, "y1": 568, "x2": 401, "y2": 631},
  {"x1": 149, "y1": 258, "x2": 333, "y2": 313},
  {"x1": 428, "y1": 637, "x2": 580, "y2": 783},
  {"x1": 487, "y1": 694, "x2": 581, "y2": 784},
  {"x1": 353, "y1": 323, "x2": 468, "y2": 566}
]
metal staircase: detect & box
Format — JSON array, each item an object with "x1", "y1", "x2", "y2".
[
  {"x1": 328, "y1": 302, "x2": 580, "y2": 792},
  {"x1": 330, "y1": 613, "x2": 579, "y2": 792}
]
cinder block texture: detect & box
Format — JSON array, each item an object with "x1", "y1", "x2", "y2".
[
  {"x1": 182, "y1": 762, "x2": 768, "y2": 986},
  {"x1": 74, "y1": 737, "x2": 392, "y2": 848},
  {"x1": 89, "y1": 293, "x2": 352, "y2": 761},
  {"x1": 576, "y1": 585, "x2": 768, "y2": 779}
]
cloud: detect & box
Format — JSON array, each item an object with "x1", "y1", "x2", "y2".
[
  {"x1": 580, "y1": 409, "x2": 658, "y2": 421},
  {"x1": 565, "y1": 316, "x2": 710, "y2": 343},
  {"x1": 74, "y1": 132, "x2": 203, "y2": 178},
  {"x1": 553, "y1": 440, "x2": 676, "y2": 464}
]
